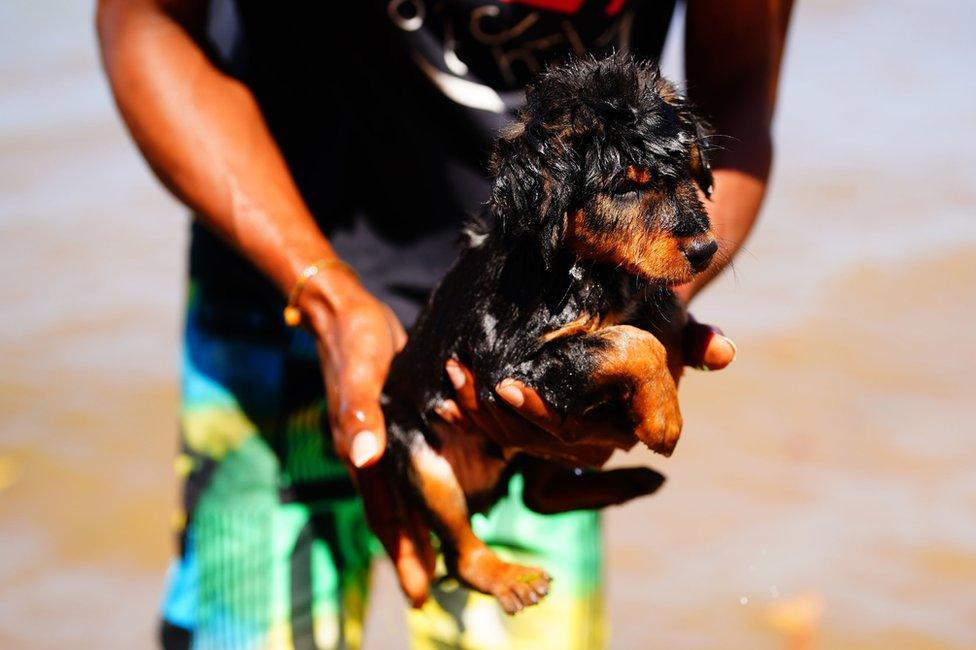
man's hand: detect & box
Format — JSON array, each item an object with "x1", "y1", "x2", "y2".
[
  {"x1": 681, "y1": 315, "x2": 737, "y2": 372},
  {"x1": 304, "y1": 274, "x2": 405, "y2": 469},
  {"x1": 97, "y1": 0, "x2": 436, "y2": 608},
  {"x1": 436, "y1": 316, "x2": 736, "y2": 463},
  {"x1": 301, "y1": 270, "x2": 435, "y2": 607},
  {"x1": 98, "y1": 0, "x2": 435, "y2": 606}
]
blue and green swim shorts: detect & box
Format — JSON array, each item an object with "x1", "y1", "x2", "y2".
[{"x1": 160, "y1": 282, "x2": 607, "y2": 649}]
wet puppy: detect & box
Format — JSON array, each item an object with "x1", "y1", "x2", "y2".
[{"x1": 381, "y1": 54, "x2": 717, "y2": 614}]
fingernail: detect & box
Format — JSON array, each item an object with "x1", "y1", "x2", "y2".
[
  {"x1": 719, "y1": 336, "x2": 738, "y2": 363},
  {"x1": 350, "y1": 430, "x2": 380, "y2": 468},
  {"x1": 445, "y1": 361, "x2": 465, "y2": 390},
  {"x1": 496, "y1": 382, "x2": 524, "y2": 408},
  {"x1": 433, "y1": 404, "x2": 454, "y2": 424}
]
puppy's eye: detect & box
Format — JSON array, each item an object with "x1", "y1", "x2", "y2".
[
  {"x1": 610, "y1": 181, "x2": 643, "y2": 197},
  {"x1": 614, "y1": 166, "x2": 653, "y2": 197}
]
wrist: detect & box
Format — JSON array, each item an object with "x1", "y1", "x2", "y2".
[{"x1": 297, "y1": 264, "x2": 366, "y2": 336}]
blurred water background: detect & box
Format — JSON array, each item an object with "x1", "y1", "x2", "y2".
[{"x1": 1, "y1": 0, "x2": 974, "y2": 647}]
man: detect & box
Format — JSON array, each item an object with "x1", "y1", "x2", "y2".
[{"x1": 97, "y1": 1, "x2": 791, "y2": 647}]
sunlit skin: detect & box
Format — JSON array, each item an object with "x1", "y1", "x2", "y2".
[{"x1": 96, "y1": 0, "x2": 792, "y2": 603}]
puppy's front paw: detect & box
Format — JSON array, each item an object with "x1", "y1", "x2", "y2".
[
  {"x1": 631, "y1": 370, "x2": 682, "y2": 456},
  {"x1": 585, "y1": 325, "x2": 683, "y2": 455}
]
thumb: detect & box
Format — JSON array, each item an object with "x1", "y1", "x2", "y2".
[
  {"x1": 683, "y1": 318, "x2": 737, "y2": 371},
  {"x1": 329, "y1": 362, "x2": 389, "y2": 470}
]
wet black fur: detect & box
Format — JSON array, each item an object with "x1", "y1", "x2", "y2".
[{"x1": 381, "y1": 55, "x2": 714, "y2": 513}]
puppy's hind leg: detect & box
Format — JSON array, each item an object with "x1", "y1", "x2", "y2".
[
  {"x1": 407, "y1": 435, "x2": 551, "y2": 615},
  {"x1": 522, "y1": 458, "x2": 665, "y2": 515}
]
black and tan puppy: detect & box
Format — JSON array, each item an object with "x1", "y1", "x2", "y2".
[{"x1": 381, "y1": 55, "x2": 717, "y2": 614}]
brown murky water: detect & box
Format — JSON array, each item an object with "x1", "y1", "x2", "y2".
[{"x1": 1, "y1": 0, "x2": 974, "y2": 648}]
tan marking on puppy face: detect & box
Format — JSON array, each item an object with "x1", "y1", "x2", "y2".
[
  {"x1": 625, "y1": 165, "x2": 652, "y2": 185},
  {"x1": 566, "y1": 202, "x2": 693, "y2": 284}
]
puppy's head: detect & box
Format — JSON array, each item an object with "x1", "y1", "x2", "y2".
[{"x1": 489, "y1": 55, "x2": 716, "y2": 284}]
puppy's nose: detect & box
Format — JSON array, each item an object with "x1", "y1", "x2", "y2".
[{"x1": 683, "y1": 237, "x2": 718, "y2": 272}]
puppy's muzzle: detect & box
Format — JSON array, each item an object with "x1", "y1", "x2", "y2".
[{"x1": 680, "y1": 235, "x2": 717, "y2": 273}]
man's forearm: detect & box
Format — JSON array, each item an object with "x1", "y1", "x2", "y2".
[
  {"x1": 676, "y1": 138, "x2": 771, "y2": 303},
  {"x1": 680, "y1": 74, "x2": 775, "y2": 302},
  {"x1": 678, "y1": 0, "x2": 793, "y2": 303},
  {"x1": 96, "y1": 0, "x2": 354, "y2": 312}
]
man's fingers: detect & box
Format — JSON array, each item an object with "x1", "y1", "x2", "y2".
[
  {"x1": 494, "y1": 379, "x2": 570, "y2": 439},
  {"x1": 444, "y1": 360, "x2": 505, "y2": 435},
  {"x1": 683, "y1": 320, "x2": 737, "y2": 370},
  {"x1": 390, "y1": 475, "x2": 434, "y2": 606},
  {"x1": 334, "y1": 366, "x2": 388, "y2": 469},
  {"x1": 393, "y1": 534, "x2": 431, "y2": 608},
  {"x1": 336, "y1": 396, "x2": 386, "y2": 468},
  {"x1": 318, "y1": 338, "x2": 389, "y2": 469},
  {"x1": 358, "y1": 466, "x2": 430, "y2": 607},
  {"x1": 433, "y1": 399, "x2": 471, "y2": 429},
  {"x1": 446, "y1": 361, "x2": 625, "y2": 460},
  {"x1": 481, "y1": 398, "x2": 547, "y2": 448},
  {"x1": 494, "y1": 379, "x2": 623, "y2": 446},
  {"x1": 702, "y1": 333, "x2": 736, "y2": 369},
  {"x1": 445, "y1": 359, "x2": 478, "y2": 412},
  {"x1": 495, "y1": 379, "x2": 655, "y2": 455},
  {"x1": 444, "y1": 361, "x2": 536, "y2": 446},
  {"x1": 405, "y1": 506, "x2": 437, "y2": 580}
]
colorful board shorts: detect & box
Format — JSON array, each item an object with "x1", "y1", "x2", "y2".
[{"x1": 160, "y1": 282, "x2": 606, "y2": 649}]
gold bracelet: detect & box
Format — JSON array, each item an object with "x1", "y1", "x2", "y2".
[{"x1": 283, "y1": 258, "x2": 357, "y2": 327}]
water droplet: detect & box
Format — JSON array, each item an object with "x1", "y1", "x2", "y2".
[{"x1": 740, "y1": 596, "x2": 749, "y2": 605}]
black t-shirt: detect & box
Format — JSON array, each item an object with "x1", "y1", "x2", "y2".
[{"x1": 194, "y1": 0, "x2": 677, "y2": 325}]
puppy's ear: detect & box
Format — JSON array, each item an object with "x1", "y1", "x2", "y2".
[
  {"x1": 654, "y1": 76, "x2": 715, "y2": 199},
  {"x1": 490, "y1": 123, "x2": 575, "y2": 267},
  {"x1": 535, "y1": 170, "x2": 575, "y2": 266},
  {"x1": 688, "y1": 119, "x2": 714, "y2": 199}
]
